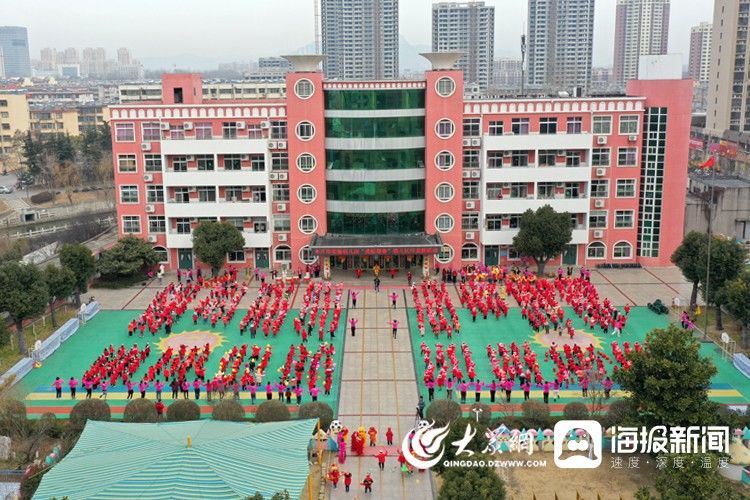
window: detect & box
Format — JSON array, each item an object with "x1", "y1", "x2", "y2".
[
  {"x1": 251, "y1": 186, "x2": 266, "y2": 203},
  {"x1": 147, "y1": 185, "x2": 164, "y2": 203},
  {"x1": 539, "y1": 150, "x2": 556, "y2": 166},
  {"x1": 115, "y1": 123, "x2": 135, "y2": 142},
  {"x1": 297, "y1": 153, "x2": 316, "y2": 172},
  {"x1": 172, "y1": 156, "x2": 187, "y2": 172},
  {"x1": 463, "y1": 149, "x2": 479, "y2": 168},
  {"x1": 435, "y1": 119, "x2": 455, "y2": 138},
  {"x1": 486, "y1": 183, "x2": 503, "y2": 199},
  {"x1": 118, "y1": 154, "x2": 137, "y2": 172},
  {"x1": 435, "y1": 151, "x2": 455, "y2": 170},
  {"x1": 619, "y1": 115, "x2": 639, "y2": 134},
  {"x1": 590, "y1": 180, "x2": 608, "y2": 198},
  {"x1": 296, "y1": 121, "x2": 315, "y2": 140},
  {"x1": 300, "y1": 246, "x2": 317, "y2": 264},
  {"x1": 507, "y1": 247, "x2": 520, "y2": 260},
  {"x1": 275, "y1": 245, "x2": 292, "y2": 262},
  {"x1": 435, "y1": 214, "x2": 454, "y2": 232},
  {"x1": 272, "y1": 184, "x2": 290, "y2": 202},
  {"x1": 225, "y1": 186, "x2": 243, "y2": 201},
  {"x1": 247, "y1": 124, "x2": 262, "y2": 139},
  {"x1": 144, "y1": 154, "x2": 162, "y2": 172},
  {"x1": 142, "y1": 122, "x2": 160, "y2": 141},
  {"x1": 616, "y1": 179, "x2": 636, "y2": 197},
  {"x1": 462, "y1": 213, "x2": 479, "y2": 230},
  {"x1": 148, "y1": 216, "x2": 166, "y2": 233},
  {"x1": 120, "y1": 185, "x2": 138, "y2": 203},
  {"x1": 587, "y1": 242, "x2": 605, "y2": 259},
  {"x1": 614, "y1": 210, "x2": 634, "y2": 228},
  {"x1": 463, "y1": 118, "x2": 480, "y2": 137},
  {"x1": 511, "y1": 118, "x2": 529, "y2": 135},
  {"x1": 617, "y1": 147, "x2": 638, "y2": 166},
  {"x1": 223, "y1": 122, "x2": 239, "y2": 139},
  {"x1": 274, "y1": 215, "x2": 291, "y2": 231},
  {"x1": 511, "y1": 151, "x2": 528, "y2": 167},
  {"x1": 508, "y1": 215, "x2": 521, "y2": 229},
  {"x1": 295, "y1": 79, "x2": 314, "y2": 99},
  {"x1": 486, "y1": 215, "x2": 503, "y2": 231},
  {"x1": 538, "y1": 182, "x2": 555, "y2": 199},
  {"x1": 589, "y1": 211, "x2": 607, "y2": 229},
  {"x1": 613, "y1": 241, "x2": 632, "y2": 258},
  {"x1": 592, "y1": 116, "x2": 612, "y2": 135},
  {"x1": 565, "y1": 151, "x2": 581, "y2": 167},
  {"x1": 173, "y1": 187, "x2": 189, "y2": 203},
  {"x1": 169, "y1": 125, "x2": 184, "y2": 140},
  {"x1": 228, "y1": 250, "x2": 246, "y2": 262},
  {"x1": 154, "y1": 246, "x2": 169, "y2": 263},
  {"x1": 195, "y1": 123, "x2": 212, "y2": 140},
  {"x1": 298, "y1": 215, "x2": 317, "y2": 234},
  {"x1": 427, "y1": 179, "x2": 453, "y2": 201},
  {"x1": 122, "y1": 216, "x2": 140, "y2": 233},
  {"x1": 298, "y1": 185, "x2": 316, "y2": 203},
  {"x1": 463, "y1": 181, "x2": 479, "y2": 200},
  {"x1": 271, "y1": 152, "x2": 288, "y2": 170},
  {"x1": 510, "y1": 183, "x2": 528, "y2": 198},
  {"x1": 197, "y1": 186, "x2": 216, "y2": 202},
  {"x1": 540, "y1": 117, "x2": 557, "y2": 134},
  {"x1": 462, "y1": 244, "x2": 479, "y2": 260},
  {"x1": 591, "y1": 148, "x2": 610, "y2": 167},
  {"x1": 488, "y1": 120, "x2": 503, "y2": 135},
  {"x1": 565, "y1": 182, "x2": 581, "y2": 199},
  {"x1": 175, "y1": 218, "x2": 191, "y2": 234},
  {"x1": 250, "y1": 154, "x2": 265, "y2": 171},
  {"x1": 223, "y1": 154, "x2": 241, "y2": 170},
  {"x1": 487, "y1": 151, "x2": 504, "y2": 168},
  {"x1": 436, "y1": 77, "x2": 456, "y2": 96},
  {"x1": 196, "y1": 154, "x2": 214, "y2": 171},
  {"x1": 567, "y1": 117, "x2": 583, "y2": 134},
  {"x1": 270, "y1": 121, "x2": 287, "y2": 139},
  {"x1": 436, "y1": 245, "x2": 453, "y2": 263}
]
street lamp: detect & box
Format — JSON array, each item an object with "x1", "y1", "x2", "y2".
[{"x1": 702, "y1": 156, "x2": 718, "y2": 339}]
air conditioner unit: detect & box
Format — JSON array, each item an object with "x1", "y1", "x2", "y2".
[
  {"x1": 260, "y1": 121, "x2": 271, "y2": 129},
  {"x1": 596, "y1": 168, "x2": 606, "y2": 177},
  {"x1": 188, "y1": 187, "x2": 197, "y2": 193},
  {"x1": 143, "y1": 174, "x2": 153, "y2": 182},
  {"x1": 596, "y1": 136, "x2": 607, "y2": 145},
  {"x1": 594, "y1": 199, "x2": 605, "y2": 208},
  {"x1": 502, "y1": 183, "x2": 511, "y2": 188},
  {"x1": 278, "y1": 172, "x2": 288, "y2": 181},
  {"x1": 462, "y1": 171, "x2": 471, "y2": 178},
  {"x1": 593, "y1": 230, "x2": 604, "y2": 239},
  {"x1": 236, "y1": 122, "x2": 246, "y2": 129},
  {"x1": 141, "y1": 142, "x2": 151, "y2": 151},
  {"x1": 147, "y1": 234, "x2": 158, "y2": 243},
  {"x1": 268, "y1": 141, "x2": 278, "y2": 149},
  {"x1": 465, "y1": 232, "x2": 475, "y2": 240},
  {"x1": 186, "y1": 155, "x2": 195, "y2": 161},
  {"x1": 556, "y1": 182, "x2": 565, "y2": 188},
  {"x1": 465, "y1": 201, "x2": 476, "y2": 210},
  {"x1": 190, "y1": 217, "x2": 198, "y2": 223},
  {"x1": 628, "y1": 135, "x2": 638, "y2": 142},
  {"x1": 471, "y1": 138, "x2": 481, "y2": 147},
  {"x1": 502, "y1": 151, "x2": 511, "y2": 157},
  {"x1": 269, "y1": 173, "x2": 279, "y2": 181},
  {"x1": 183, "y1": 122, "x2": 193, "y2": 130},
  {"x1": 241, "y1": 154, "x2": 250, "y2": 161},
  {"x1": 277, "y1": 203, "x2": 287, "y2": 212},
  {"x1": 471, "y1": 170, "x2": 480, "y2": 178},
  {"x1": 145, "y1": 204, "x2": 155, "y2": 213},
  {"x1": 160, "y1": 122, "x2": 170, "y2": 130},
  {"x1": 556, "y1": 150, "x2": 566, "y2": 156},
  {"x1": 278, "y1": 233, "x2": 288, "y2": 242},
  {"x1": 462, "y1": 138, "x2": 472, "y2": 147},
  {"x1": 277, "y1": 140, "x2": 287, "y2": 149}
]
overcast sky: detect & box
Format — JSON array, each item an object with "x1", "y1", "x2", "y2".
[{"x1": 0, "y1": 0, "x2": 713, "y2": 68}]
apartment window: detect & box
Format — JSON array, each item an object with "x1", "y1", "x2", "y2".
[
  {"x1": 615, "y1": 210, "x2": 634, "y2": 228},
  {"x1": 250, "y1": 154, "x2": 265, "y2": 171},
  {"x1": 511, "y1": 118, "x2": 529, "y2": 135},
  {"x1": 567, "y1": 117, "x2": 583, "y2": 134},
  {"x1": 272, "y1": 184, "x2": 290, "y2": 202},
  {"x1": 223, "y1": 122, "x2": 238, "y2": 139},
  {"x1": 197, "y1": 186, "x2": 216, "y2": 202},
  {"x1": 487, "y1": 151, "x2": 504, "y2": 168},
  {"x1": 173, "y1": 187, "x2": 189, "y2": 203},
  {"x1": 436, "y1": 151, "x2": 455, "y2": 170},
  {"x1": 175, "y1": 218, "x2": 191, "y2": 234},
  {"x1": 169, "y1": 125, "x2": 185, "y2": 140},
  {"x1": 539, "y1": 117, "x2": 557, "y2": 134},
  {"x1": 274, "y1": 215, "x2": 291, "y2": 232},
  {"x1": 251, "y1": 186, "x2": 267, "y2": 203},
  {"x1": 228, "y1": 250, "x2": 246, "y2": 263},
  {"x1": 195, "y1": 123, "x2": 212, "y2": 140},
  {"x1": 462, "y1": 213, "x2": 479, "y2": 230},
  {"x1": 122, "y1": 216, "x2": 140, "y2": 234},
  {"x1": 463, "y1": 118, "x2": 480, "y2": 137},
  {"x1": 463, "y1": 149, "x2": 479, "y2": 168},
  {"x1": 619, "y1": 115, "x2": 639, "y2": 134},
  {"x1": 223, "y1": 154, "x2": 242, "y2": 170},
  {"x1": 120, "y1": 185, "x2": 138, "y2": 203},
  {"x1": 538, "y1": 182, "x2": 555, "y2": 199},
  {"x1": 511, "y1": 151, "x2": 528, "y2": 167},
  {"x1": 486, "y1": 214, "x2": 503, "y2": 231},
  {"x1": 115, "y1": 123, "x2": 135, "y2": 142},
  {"x1": 463, "y1": 180, "x2": 479, "y2": 200},
  {"x1": 566, "y1": 151, "x2": 581, "y2": 167},
  {"x1": 589, "y1": 211, "x2": 607, "y2": 229},
  {"x1": 539, "y1": 150, "x2": 556, "y2": 166},
  {"x1": 591, "y1": 180, "x2": 608, "y2": 198},
  {"x1": 592, "y1": 116, "x2": 612, "y2": 135},
  {"x1": 296, "y1": 121, "x2": 315, "y2": 140},
  {"x1": 225, "y1": 186, "x2": 243, "y2": 201},
  {"x1": 298, "y1": 216, "x2": 317, "y2": 234},
  {"x1": 271, "y1": 152, "x2": 288, "y2": 171},
  {"x1": 486, "y1": 183, "x2": 503, "y2": 199},
  {"x1": 270, "y1": 121, "x2": 287, "y2": 139},
  {"x1": 616, "y1": 179, "x2": 636, "y2": 197},
  {"x1": 143, "y1": 154, "x2": 162, "y2": 172},
  {"x1": 247, "y1": 124, "x2": 262, "y2": 139},
  {"x1": 146, "y1": 185, "x2": 164, "y2": 203},
  {"x1": 142, "y1": 122, "x2": 160, "y2": 141},
  {"x1": 436, "y1": 183, "x2": 454, "y2": 201},
  {"x1": 148, "y1": 216, "x2": 166, "y2": 233},
  {"x1": 172, "y1": 156, "x2": 187, "y2": 172},
  {"x1": 461, "y1": 244, "x2": 479, "y2": 260},
  {"x1": 613, "y1": 241, "x2": 633, "y2": 258},
  {"x1": 436, "y1": 119, "x2": 455, "y2": 138},
  {"x1": 275, "y1": 246, "x2": 292, "y2": 262},
  {"x1": 488, "y1": 120, "x2": 503, "y2": 135},
  {"x1": 115, "y1": 154, "x2": 137, "y2": 173},
  {"x1": 508, "y1": 215, "x2": 521, "y2": 229},
  {"x1": 591, "y1": 148, "x2": 610, "y2": 167},
  {"x1": 564, "y1": 183, "x2": 580, "y2": 199},
  {"x1": 587, "y1": 242, "x2": 605, "y2": 259},
  {"x1": 510, "y1": 183, "x2": 528, "y2": 198},
  {"x1": 196, "y1": 154, "x2": 214, "y2": 171},
  {"x1": 617, "y1": 147, "x2": 638, "y2": 166}
]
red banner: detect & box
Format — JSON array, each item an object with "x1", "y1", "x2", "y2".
[
  {"x1": 689, "y1": 138, "x2": 705, "y2": 150},
  {"x1": 313, "y1": 246, "x2": 439, "y2": 256}
]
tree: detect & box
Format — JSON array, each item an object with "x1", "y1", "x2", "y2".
[
  {"x1": 192, "y1": 221, "x2": 245, "y2": 276},
  {"x1": 96, "y1": 236, "x2": 157, "y2": 279},
  {"x1": 468, "y1": 403, "x2": 492, "y2": 425},
  {"x1": 613, "y1": 325, "x2": 718, "y2": 428},
  {"x1": 671, "y1": 231, "x2": 708, "y2": 309},
  {"x1": 425, "y1": 399, "x2": 462, "y2": 426},
  {"x1": 297, "y1": 401, "x2": 334, "y2": 431},
  {"x1": 512, "y1": 205, "x2": 572, "y2": 275},
  {"x1": 652, "y1": 454, "x2": 744, "y2": 500},
  {"x1": 697, "y1": 235, "x2": 746, "y2": 329},
  {"x1": 254, "y1": 400, "x2": 290, "y2": 422},
  {"x1": 59, "y1": 243, "x2": 96, "y2": 306},
  {"x1": 438, "y1": 454, "x2": 506, "y2": 500},
  {"x1": 0, "y1": 261, "x2": 49, "y2": 354},
  {"x1": 211, "y1": 400, "x2": 246, "y2": 421},
  {"x1": 42, "y1": 264, "x2": 75, "y2": 328},
  {"x1": 166, "y1": 399, "x2": 201, "y2": 422},
  {"x1": 725, "y1": 270, "x2": 750, "y2": 348},
  {"x1": 123, "y1": 399, "x2": 158, "y2": 423},
  {"x1": 563, "y1": 402, "x2": 589, "y2": 420},
  {"x1": 69, "y1": 399, "x2": 111, "y2": 432},
  {"x1": 51, "y1": 161, "x2": 81, "y2": 205},
  {"x1": 0, "y1": 399, "x2": 28, "y2": 438},
  {"x1": 21, "y1": 131, "x2": 44, "y2": 178},
  {"x1": 521, "y1": 400, "x2": 550, "y2": 428},
  {"x1": 432, "y1": 418, "x2": 490, "y2": 475}
]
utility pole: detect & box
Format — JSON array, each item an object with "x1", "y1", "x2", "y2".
[{"x1": 703, "y1": 156, "x2": 717, "y2": 339}]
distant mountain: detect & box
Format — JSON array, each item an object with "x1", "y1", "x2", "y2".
[
  {"x1": 140, "y1": 54, "x2": 225, "y2": 71},
  {"x1": 400, "y1": 36, "x2": 431, "y2": 73}
]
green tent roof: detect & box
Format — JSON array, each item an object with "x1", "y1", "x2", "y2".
[{"x1": 34, "y1": 419, "x2": 317, "y2": 500}]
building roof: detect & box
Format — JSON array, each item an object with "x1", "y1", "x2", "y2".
[
  {"x1": 689, "y1": 173, "x2": 750, "y2": 189},
  {"x1": 33, "y1": 419, "x2": 317, "y2": 500},
  {"x1": 311, "y1": 233, "x2": 443, "y2": 255}
]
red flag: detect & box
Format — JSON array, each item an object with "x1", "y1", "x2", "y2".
[{"x1": 699, "y1": 156, "x2": 716, "y2": 169}]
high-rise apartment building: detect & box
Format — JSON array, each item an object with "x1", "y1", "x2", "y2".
[
  {"x1": 492, "y1": 59, "x2": 522, "y2": 90},
  {"x1": 688, "y1": 22, "x2": 712, "y2": 83},
  {"x1": 432, "y1": 2, "x2": 495, "y2": 90},
  {"x1": 707, "y1": 1, "x2": 750, "y2": 133},
  {"x1": 117, "y1": 48, "x2": 132, "y2": 66},
  {"x1": 527, "y1": 0, "x2": 595, "y2": 92},
  {"x1": 0, "y1": 26, "x2": 31, "y2": 78},
  {"x1": 613, "y1": 0, "x2": 670, "y2": 88},
  {"x1": 321, "y1": 0, "x2": 399, "y2": 80}
]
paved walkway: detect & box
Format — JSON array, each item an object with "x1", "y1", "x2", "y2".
[{"x1": 328, "y1": 287, "x2": 434, "y2": 500}]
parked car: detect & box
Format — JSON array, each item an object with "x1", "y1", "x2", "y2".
[{"x1": 0, "y1": 185, "x2": 13, "y2": 194}]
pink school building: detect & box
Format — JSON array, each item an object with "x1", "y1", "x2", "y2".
[{"x1": 110, "y1": 54, "x2": 692, "y2": 273}]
